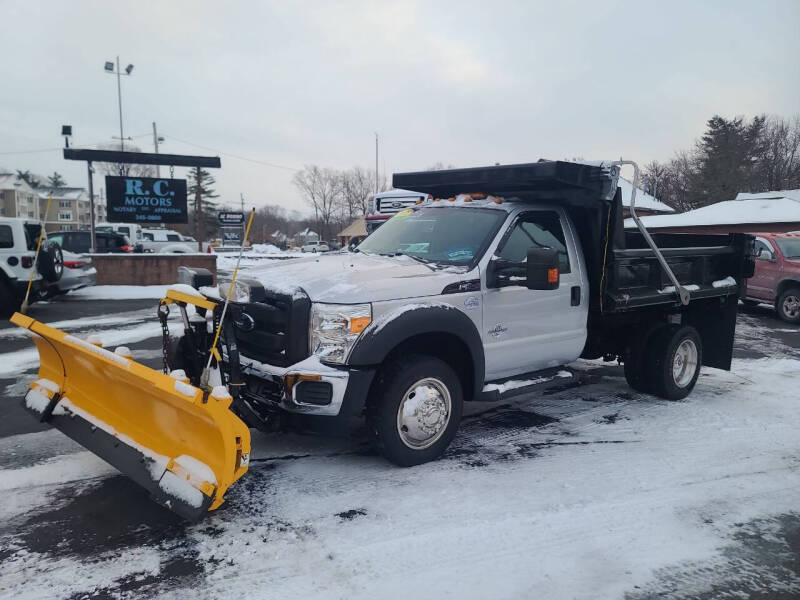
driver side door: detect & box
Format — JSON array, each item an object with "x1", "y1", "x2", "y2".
[{"x1": 481, "y1": 209, "x2": 588, "y2": 380}]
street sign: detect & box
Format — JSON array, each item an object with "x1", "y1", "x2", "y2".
[
  {"x1": 218, "y1": 211, "x2": 245, "y2": 225},
  {"x1": 221, "y1": 226, "x2": 243, "y2": 246},
  {"x1": 105, "y1": 176, "x2": 188, "y2": 224}
]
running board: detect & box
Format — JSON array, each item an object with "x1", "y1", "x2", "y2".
[{"x1": 478, "y1": 367, "x2": 578, "y2": 402}]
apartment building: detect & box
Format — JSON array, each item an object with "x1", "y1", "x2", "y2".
[{"x1": 0, "y1": 172, "x2": 39, "y2": 219}]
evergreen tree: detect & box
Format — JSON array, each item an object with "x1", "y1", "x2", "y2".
[
  {"x1": 47, "y1": 171, "x2": 66, "y2": 188},
  {"x1": 16, "y1": 170, "x2": 41, "y2": 188},
  {"x1": 187, "y1": 168, "x2": 220, "y2": 240},
  {"x1": 691, "y1": 115, "x2": 764, "y2": 206}
]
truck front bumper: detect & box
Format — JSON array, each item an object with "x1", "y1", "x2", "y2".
[{"x1": 239, "y1": 356, "x2": 375, "y2": 418}]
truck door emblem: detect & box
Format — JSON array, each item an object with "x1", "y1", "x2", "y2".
[
  {"x1": 464, "y1": 296, "x2": 479, "y2": 309},
  {"x1": 489, "y1": 323, "x2": 507, "y2": 337}
]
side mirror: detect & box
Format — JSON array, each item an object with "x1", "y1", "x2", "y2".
[
  {"x1": 756, "y1": 248, "x2": 774, "y2": 261},
  {"x1": 526, "y1": 247, "x2": 560, "y2": 290}
]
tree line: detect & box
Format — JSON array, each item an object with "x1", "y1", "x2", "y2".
[{"x1": 643, "y1": 114, "x2": 800, "y2": 211}]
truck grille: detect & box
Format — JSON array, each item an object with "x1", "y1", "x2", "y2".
[
  {"x1": 376, "y1": 195, "x2": 424, "y2": 215},
  {"x1": 229, "y1": 290, "x2": 310, "y2": 367}
]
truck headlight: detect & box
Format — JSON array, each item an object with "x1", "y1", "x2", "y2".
[{"x1": 310, "y1": 303, "x2": 371, "y2": 364}]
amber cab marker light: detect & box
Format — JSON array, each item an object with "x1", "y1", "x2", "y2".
[{"x1": 493, "y1": 196, "x2": 503, "y2": 204}]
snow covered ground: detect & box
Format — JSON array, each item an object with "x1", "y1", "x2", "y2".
[{"x1": 0, "y1": 300, "x2": 797, "y2": 599}]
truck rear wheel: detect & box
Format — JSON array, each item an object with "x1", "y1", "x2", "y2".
[
  {"x1": 776, "y1": 287, "x2": 800, "y2": 323},
  {"x1": 368, "y1": 354, "x2": 463, "y2": 467},
  {"x1": 647, "y1": 325, "x2": 702, "y2": 400}
]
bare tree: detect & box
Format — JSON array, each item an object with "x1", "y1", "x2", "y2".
[
  {"x1": 340, "y1": 166, "x2": 388, "y2": 219},
  {"x1": 292, "y1": 165, "x2": 342, "y2": 240},
  {"x1": 753, "y1": 115, "x2": 800, "y2": 191},
  {"x1": 96, "y1": 142, "x2": 156, "y2": 177}
]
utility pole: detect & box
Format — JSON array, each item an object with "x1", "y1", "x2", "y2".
[
  {"x1": 374, "y1": 132, "x2": 379, "y2": 193},
  {"x1": 240, "y1": 193, "x2": 245, "y2": 213},
  {"x1": 194, "y1": 166, "x2": 203, "y2": 252},
  {"x1": 116, "y1": 56, "x2": 124, "y2": 152},
  {"x1": 87, "y1": 162, "x2": 96, "y2": 253},
  {"x1": 152, "y1": 122, "x2": 161, "y2": 177}
]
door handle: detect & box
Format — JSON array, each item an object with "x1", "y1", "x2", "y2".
[{"x1": 570, "y1": 286, "x2": 581, "y2": 306}]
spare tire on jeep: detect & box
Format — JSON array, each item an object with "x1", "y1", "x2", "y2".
[{"x1": 38, "y1": 241, "x2": 63, "y2": 283}]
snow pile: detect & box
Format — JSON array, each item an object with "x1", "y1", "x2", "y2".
[
  {"x1": 169, "y1": 369, "x2": 187, "y2": 380},
  {"x1": 65, "y1": 334, "x2": 130, "y2": 367},
  {"x1": 174, "y1": 454, "x2": 217, "y2": 485},
  {"x1": 712, "y1": 276, "x2": 737, "y2": 288},
  {"x1": 24, "y1": 389, "x2": 64, "y2": 415},
  {"x1": 211, "y1": 385, "x2": 231, "y2": 400},
  {"x1": 158, "y1": 470, "x2": 204, "y2": 508},
  {"x1": 173, "y1": 380, "x2": 197, "y2": 398},
  {"x1": 167, "y1": 283, "x2": 204, "y2": 297},
  {"x1": 251, "y1": 243, "x2": 282, "y2": 254},
  {"x1": 71, "y1": 285, "x2": 171, "y2": 300}
]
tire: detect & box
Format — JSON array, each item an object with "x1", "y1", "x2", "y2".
[
  {"x1": 368, "y1": 354, "x2": 463, "y2": 467},
  {"x1": 776, "y1": 287, "x2": 800, "y2": 324},
  {"x1": 38, "y1": 241, "x2": 63, "y2": 283},
  {"x1": 0, "y1": 278, "x2": 18, "y2": 319},
  {"x1": 647, "y1": 325, "x2": 702, "y2": 400}
]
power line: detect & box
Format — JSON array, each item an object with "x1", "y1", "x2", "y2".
[{"x1": 163, "y1": 134, "x2": 300, "y2": 172}]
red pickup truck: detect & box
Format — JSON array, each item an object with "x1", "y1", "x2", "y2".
[{"x1": 743, "y1": 232, "x2": 800, "y2": 323}]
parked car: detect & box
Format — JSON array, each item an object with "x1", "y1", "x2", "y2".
[
  {"x1": 0, "y1": 217, "x2": 62, "y2": 316},
  {"x1": 96, "y1": 222, "x2": 143, "y2": 243},
  {"x1": 742, "y1": 232, "x2": 800, "y2": 323},
  {"x1": 41, "y1": 250, "x2": 96, "y2": 298},
  {"x1": 141, "y1": 229, "x2": 209, "y2": 253},
  {"x1": 301, "y1": 240, "x2": 330, "y2": 253},
  {"x1": 47, "y1": 231, "x2": 133, "y2": 254},
  {"x1": 365, "y1": 189, "x2": 428, "y2": 233}
]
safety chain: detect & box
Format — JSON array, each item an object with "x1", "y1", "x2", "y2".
[
  {"x1": 169, "y1": 165, "x2": 175, "y2": 179},
  {"x1": 157, "y1": 301, "x2": 171, "y2": 374}
]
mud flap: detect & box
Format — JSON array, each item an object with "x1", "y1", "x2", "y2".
[{"x1": 11, "y1": 313, "x2": 251, "y2": 522}]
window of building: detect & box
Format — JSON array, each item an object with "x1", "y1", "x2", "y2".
[
  {"x1": 58, "y1": 211, "x2": 73, "y2": 221},
  {"x1": 28, "y1": 211, "x2": 35, "y2": 218},
  {"x1": 59, "y1": 200, "x2": 71, "y2": 208}
]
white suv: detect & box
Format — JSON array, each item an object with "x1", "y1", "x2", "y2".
[
  {"x1": 0, "y1": 217, "x2": 63, "y2": 317},
  {"x1": 301, "y1": 240, "x2": 329, "y2": 253}
]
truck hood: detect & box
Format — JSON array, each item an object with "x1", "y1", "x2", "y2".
[{"x1": 243, "y1": 252, "x2": 471, "y2": 303}]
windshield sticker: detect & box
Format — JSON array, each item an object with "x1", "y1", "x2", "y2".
[
  {"x1": 393, "y1": 209, "x2": 413, "y2": 219},
  {"x1": 446, "y1": 247, "x2": 474, "y2": 260}
]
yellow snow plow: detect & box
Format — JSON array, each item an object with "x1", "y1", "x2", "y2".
[{"x1": 10, "y1": 293, "x2": 250, "y2": 521}]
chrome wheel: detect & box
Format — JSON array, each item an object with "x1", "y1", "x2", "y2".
[
  {"x1": 672, "y1": 339, "x2": 698, "y2": 388},
  {"x1": 782, "y1": 294, "x2": 800, "y2": 319},
  {"x1": 396, "y1": 377, "x2": 451, "y2": 450}
]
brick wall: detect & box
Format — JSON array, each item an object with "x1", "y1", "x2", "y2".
[{"x1": 88, "y1": 254, "x2": 217, "y2": 285}]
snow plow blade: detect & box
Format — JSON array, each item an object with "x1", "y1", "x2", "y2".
[{"x1": 10, "y1": 312, "x2": 250, "y2": 522}]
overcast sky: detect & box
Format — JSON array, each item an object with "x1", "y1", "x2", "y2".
[{"x1": 1, "y1": 0, "x2": 798, "y2": 214}]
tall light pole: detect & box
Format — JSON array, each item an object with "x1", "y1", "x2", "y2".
[
  {"x1": 104, "y1": 57, "x2": 134, "y2": 151},
  {"x1": 152, "y1": 122, "x2": 164, "y2": 176}
]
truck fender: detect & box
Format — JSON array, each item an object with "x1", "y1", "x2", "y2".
[{"x1": 349, "y1": 304, "x2": 485, "y2": 400}]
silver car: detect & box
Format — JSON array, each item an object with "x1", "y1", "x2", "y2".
[{"x1": 42, "y1": 250, "x2": 96, "y2": 297}]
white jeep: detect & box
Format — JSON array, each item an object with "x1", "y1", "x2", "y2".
[{"x1": 0, "y1": 217, "x2": 63, "y2": 317}]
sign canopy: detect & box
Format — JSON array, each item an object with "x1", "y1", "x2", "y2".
[
  {"x1": 218, "y1": 211, "x2": 245, "y2": 225},
  {"x1": 106, "y1": 176, "x2": 188, "y2": 224}
]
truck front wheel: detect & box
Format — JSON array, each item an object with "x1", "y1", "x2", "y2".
[
  {"x1": 368, "y1": 355, "x2": 463, "y2": 467},
  {"x1": 648, "y1": 325, "x2": 702, "y2": 400}
]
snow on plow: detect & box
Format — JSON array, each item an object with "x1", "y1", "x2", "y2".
[{"x1": 10, "y1": 312, "x2": 250, "y2": 521}]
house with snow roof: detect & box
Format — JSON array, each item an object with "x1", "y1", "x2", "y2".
[
  {"x1": 617, "y1": 177, "x2": 675, "y2": 217},
  {"x1": 624, "y1": 189, "x2": 800, "y2": 235}
]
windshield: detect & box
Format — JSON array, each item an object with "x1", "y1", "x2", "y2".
[
  {"x1": 357, "y1": 206, "x2": 505, "y2": 265},
  {"x1": 776, "y1": 238, "x2": 800, "y2": 258}
]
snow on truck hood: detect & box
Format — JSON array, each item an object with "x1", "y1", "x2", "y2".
[{"x1": 243, "y1": 252, "x2": 469, "y2": 303}]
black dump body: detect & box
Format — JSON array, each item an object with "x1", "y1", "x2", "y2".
[{"x1": 393, "y1": 160, "x2": 755, "y2": 371}]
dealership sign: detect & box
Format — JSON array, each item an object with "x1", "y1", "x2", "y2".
[
  {"x1": 218, "y1": 211, "x2": 244, "y2": 225},
  {"x1": 221, "y1": 226, "x2": 243, "y2": 246},
  {"x1": 105, "y1": 176, "x2": 188, "y2": 223}
]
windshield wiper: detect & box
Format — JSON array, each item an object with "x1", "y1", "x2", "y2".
[{"x1": 392, "y1": 252, "x2": 440, "y2": 271}]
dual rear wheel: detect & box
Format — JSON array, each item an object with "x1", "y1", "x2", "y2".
[{"x1": 624, "y1": 325, "x2": 702, "y2": 400}]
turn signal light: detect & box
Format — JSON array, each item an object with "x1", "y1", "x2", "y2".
[
  {"x1": 547, "y1": 268, "x2": 559, "y2": 284},
  {"x1": 349, "y1": 315, "x2": 371, "y2": 334},
  {"x1": 121, "y1": 245, "x2": 133, "y2": 253}
]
